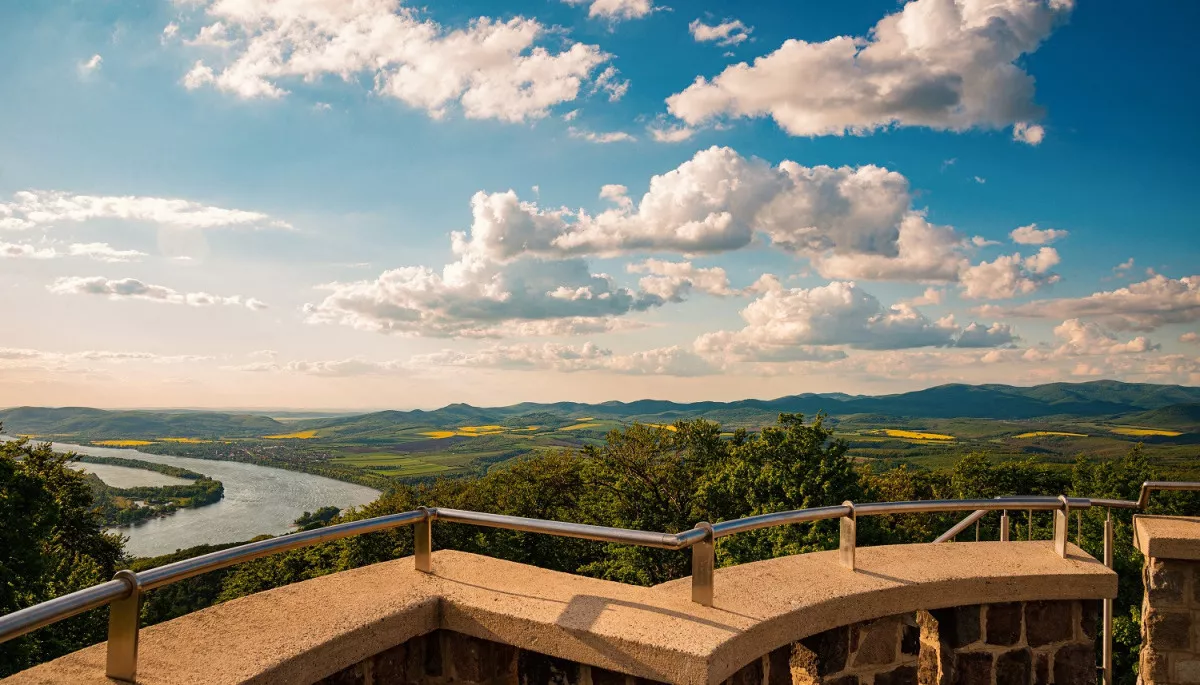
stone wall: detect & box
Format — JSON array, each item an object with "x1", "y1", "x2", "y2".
[
  {"x1": 314, "y1": 630, "x2": 667, "y2": 685},
  {"x1": 1140, "y1": 556, "x2": 1200, "y2": 683},
  {"x1": 720, "y1": 613, "x2": 921, "y2": 685},
  {"x1": 918, "y1": 601, "x2": 1096, "y2": 684},
  {"x1": 315, "y1": 602, "x2": 1098, "y2": 685}
]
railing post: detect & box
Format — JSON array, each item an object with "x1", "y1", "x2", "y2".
[
  {"x1": 839, "y1": 501, "x2": 856, "y2": 570},
  {"x1": 1053, "y1": 496, "x2": 1070, "y2": 558},
  {"x1": 1102, "y1": 510, "x2": 1114, "y2": 685},
  {"x1": 415, "y1": 507, "x2": 432, "y2": 573},
  {"x1": 1028, "y1": 508, "x2": 1033, "y2": 540},
  {"x1": 691, "y1": 522, "x2": 714, "y2": 607},
  {"x1": 1000, "y1": 510, "x2": 1010, "y2": 542},
  {"x1": 1076, "y1": 510, "x2": 1083, "y2": 546},
  {"x1": 106, "y1": 570, "x2": 141, "y2": 683}
]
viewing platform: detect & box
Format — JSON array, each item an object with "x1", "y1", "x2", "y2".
[
  {"x1": 4, "y1": 486, "x2": 1199, "y2": 684},
  {"x1": 5, "y1": 543, "x2": 1112, "y2": 684}
]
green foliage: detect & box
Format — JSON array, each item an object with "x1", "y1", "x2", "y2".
[
  {"x1": 0, "y1": 436, "x2": 123, "y2": 678},
  {"x1": 710, "y1": 414, "x2": 861, "y2": 565},
  {"x1": 87, "y1": 475, "x2": 224, "y2": 526},
  {"x1": 294, "y1": 506, "x2": 341, "y2": 531}
]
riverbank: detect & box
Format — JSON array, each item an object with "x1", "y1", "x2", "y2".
[{"x1": 1, "y1": 436, "x2": 382, "y2": 556}]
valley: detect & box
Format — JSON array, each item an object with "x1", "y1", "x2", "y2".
[{"x1": 2, "y1": 380, "x2": 1197, "y2": 487}]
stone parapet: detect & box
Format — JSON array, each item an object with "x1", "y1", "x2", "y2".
[
  {"x1": 1136, "y1": 516, "x2": 1200, "y2": 685},
  {"x1": 3, "y1": 542, "x2": 1116, "y2": 685}
]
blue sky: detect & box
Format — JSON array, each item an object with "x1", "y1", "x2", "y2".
[{"x1": 0, "y1": 0, "x2": 1197, "y2": 409}]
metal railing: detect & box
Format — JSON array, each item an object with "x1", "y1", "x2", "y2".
[{"x1": 0, "y1": 482, "x2": 1196, "y2": 683}]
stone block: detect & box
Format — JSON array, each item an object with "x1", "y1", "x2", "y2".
[
  {"x1": 422, "y1": 632, "x2": 443, "y2": 679},
  {"x1": 917, "y1": 643, "x2": 940, "y2": 684},
  {"x1": 447, "y1": 632, "x2": 517, "y2": 683},
  {"x1": 371, "y1": 642, "x2": 408, "y2": 685},
  {"x1": 1034, "y1": 652, "x2": 1050, "y2": 685},
  {"x1": 788, "y1": 642, "x2": 820, "y2": 684},
  {"x1": 1176, "y1": 658, "x2": 1200, "y2": 683},
  {"x1": 1080, "y1": 600, "x2": 1099, "y2": 640},
  {"x1": 995, "y1": 648, "x2": 1031, "y2": 685},
  {"x1": 592, "y1": 667, "x2": 629, "y2": 685},
  {"x1": 1141, "y1": 648, "x2": 1170, "y2": 683},
  {"x1": 519, "y1": 651, "x2": 581, "y2": 685},
  {"x1": 317, "y1": 663, "x2": 366, "y2": 685},
  {"x1": 853, "y1": 617, "x2": 898, "y2": 666},
  {"x1": 722, "y1": 658, "x2": 762, "y2": 685},
  {"x1": 953, "y1": 652, "x2": 992, "y2": 685},
  {"x1": 766, "y1": 645, "x2": 791, "y2": 685},
  {"x1": 873, "y1": 665, "x2": 917, "y2": 685},
  {"x1": 1149, "y1": 559, "x2": 1188, "y2": 605},
  {"x1": 1025, "y1": 601, "x2": 1072, "y2": 647},
  {"x1": 986, "y1": 603, "x2": 1023, "y2": 646},
  {"x1": 1194, "y1": 565, "x2": 1200, "y2": 606},
  {"x1": 1145, "y1": 609, "x2": 1192, "y2": 650},
  {"x1": 825, "y1": 677, "x2": 858, "y2": 685},
  {"x1": 929, "y1": 606, "x2": 981, "y2": 649},
  {"x1": 800, "y1": 625, "x2": 849, "y2": 675},
  {"x1": 900, "y1": 620, "x2": 920, "y2": 657},
  {"x1": 1051, "y1": 644, "x2": 1095, "y2": 684}
]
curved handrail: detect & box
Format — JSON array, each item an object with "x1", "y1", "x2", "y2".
[{"x1": 0, "y1": 481, "x2": 1197, "y2": 683}]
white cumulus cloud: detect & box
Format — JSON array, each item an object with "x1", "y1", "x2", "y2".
[
  {"x1": 175, "y1": 0, "x2": 610, "y2": 122},
  {"x1": 665, "y1": 0, "x2": 1068, "y2": 140},
  {"x1": 689, "y1": 19, "x2": 752, "y2": 47},
  {"x1": 0, "y1": 190, "x2": 290, "y2": 230},
  {"x1": 959, "y1": 247, "x2": 1061, "y2": 300},
  {"x1": 693, "y1": 280, "x2": 1014, "y2": 363},
  {"x1": 48, "y1": 276, "x2": 267, "y2": 310},
  {"x1": 993, "y1": 274, "x2": 1200, "y2": 331},
  {"x1": 562, "y1": 0, "x2": 655, "y2": 21},
  {"x1": 1010, "y1": 223, "x2": 1068, "y2": 245}
]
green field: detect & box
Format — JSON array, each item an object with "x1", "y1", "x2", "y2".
[{"x1": 3, "y1": 381, "x2": 1197, "y2": 484}]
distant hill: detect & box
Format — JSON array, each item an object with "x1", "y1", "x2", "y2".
[
  {"x1": 2, "y1": 381, "x2": 1198, "y2": 439},
  {"x1": 0, "y1": 406, "x2": 285, "y2": 438},
  {"x1": 1118, "y1": 403, "x2": 1200, "y2": 431}
]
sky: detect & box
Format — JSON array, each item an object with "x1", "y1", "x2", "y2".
[{"x1": 1, "y1": 0, "x2": 1198, "y2": 410}]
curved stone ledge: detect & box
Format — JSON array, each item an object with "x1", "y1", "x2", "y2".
[{"x1": 3, "y1": 541, "x2": 1115, "y2": 685}]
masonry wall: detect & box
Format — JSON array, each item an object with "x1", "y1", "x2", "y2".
[
  {"x1": 917, "y1": 601, "x2": 1096, "y2": 684},
  {"x1": 1140, "y1": 556, "x2": 1200, "y2": 684},
  {"x1": 317, "y1": 600, "x2": 1097, "y2": 685},
  {"x1": 313, "y1": 630, "x2": 668, "y2": 685}
]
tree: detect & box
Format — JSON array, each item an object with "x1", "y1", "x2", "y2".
[
  {"x1": 707, "y1": 413, "x2": 862, "y2": 566},
  {"x1": 0, "y1": 436, "x2": 123, "y2": 677}
]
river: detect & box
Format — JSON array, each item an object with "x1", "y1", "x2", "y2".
[{"x1": 5, "y1": 438, "x2": 381, "y2": 558}]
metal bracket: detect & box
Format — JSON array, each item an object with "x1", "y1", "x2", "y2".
[
  {"x1": 839, "y1": 502, "x2": 856, "y2": 570},
  {"x1": 691, "y1": 522, "x2": 714, "y2": 607},
  {"x1": 106, "y1": 570, "x2": 142, "y2": 683},
  {"x1": 415, "y1": 507, "x2": 433, "y2": 573},
  {"x1": 1053, "y1": 495, "x2": 1070, "y2": 558}
]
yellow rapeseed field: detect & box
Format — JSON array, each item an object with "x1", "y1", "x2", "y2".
[
  {"x1": 1014, "y1": 431, "x2": 1087, "y2": 438},
  {"x1": 645, "y1": 423, "x2": 679, "y2": 432},
  {"x1": 459, "y1": 425, "x2": 505, "y2": 432},
  {"x1": 881, "y1": 429, "x2": 954, "y2": 441},
  {"x1": 419, "y1": 431, "x2": 458, "y2": 439},
  {"x1": 161, "y1": 437, "x2": 211, "y2": 443},
  {"x1": 561, "y1": 422, "x2": 601, "y2": 431},
  {"x1": 1111, "y1": 427, "x2": 1183, "y2": 437},
  {"x1": 262, "y1": 430, "x2": 319, "y2": 439},
  {"x1": 93, "y1": 439, "x2": 156, "y2": 447}
]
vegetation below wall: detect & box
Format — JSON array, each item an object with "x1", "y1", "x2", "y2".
[{"x1": 2, "y1": 415, "x2": 1199, "y2": 681}]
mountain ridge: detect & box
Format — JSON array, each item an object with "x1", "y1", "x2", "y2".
[{"x1": 2, "y1": 381, "x2": 1198, "y2": 439}]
